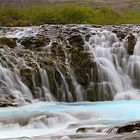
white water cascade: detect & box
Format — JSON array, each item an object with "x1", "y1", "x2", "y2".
[
  {"x1": 0, "y1": 64, "x2": 33, "y2": 103},
  {"x1": 87, "y1": 30, "x2": 140, "y2": 100},
  {"x1": 0, "y1": 26, "x2": 140, "y2": 102}
]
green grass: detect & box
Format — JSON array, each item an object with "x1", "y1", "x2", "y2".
[{"x1": 0, "y1": 4, "x2": 140, "y2": 26}]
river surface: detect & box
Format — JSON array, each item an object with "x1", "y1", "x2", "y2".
[{"x1": 0, "y1": 100, "x2": 140, "y2": 139}]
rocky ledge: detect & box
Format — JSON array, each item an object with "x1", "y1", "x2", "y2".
[{"x1": 0, "y1": 24, "x2": 140, "y2": 104}]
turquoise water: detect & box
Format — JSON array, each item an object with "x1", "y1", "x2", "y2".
[
  {"x1": 0, "y1": 100, "x2": 140, "y2": 123},
  {"x1": 0, "y1": 100, "x2": 140, "y2": 139}
]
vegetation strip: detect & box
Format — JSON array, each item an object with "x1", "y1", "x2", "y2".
[{"x1": 0, "y1": 5, "x2": 140, "y2": 26}]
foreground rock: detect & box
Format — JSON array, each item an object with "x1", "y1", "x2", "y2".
[
  {"x1": 116, "y1": 122, "x2": 140, "y2": 134},
  {"x1": 0, "y1": 100, "x2": 18, "y2": 107}
]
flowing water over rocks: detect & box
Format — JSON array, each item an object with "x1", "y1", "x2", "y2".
[
  {"x1": 0, "y1": 24, "x2": 140, "y2": 139},
  {"x1": 0, "y1": 24, "x2": 140, "y2": 104}
]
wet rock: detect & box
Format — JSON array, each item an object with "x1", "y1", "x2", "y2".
[
  {"x1": 0, "y1": 100, "x2": 18, "y2": 107},
  {"x1": 116, "y1": 122, "x2": 140, "y2": 134},
  {"x1": 117, "y1": 124, "x2": 136, "y2": 133},
  {"x1": 76, "y1": 127, "x2": 94, "y2": 133},
  {"x1": 68, "y1": 34, "x2": 85, "y2": 50},
  {"x1": 76, "y1": 126, "x2": 103, "y2": 133},
  {"x1": 85, "y1": 33, "x2": 91, "y2": 42},
  {"x1": 20, "y1": 34, "x2": 48, "y2": 50},
  {"x1": 86, "y1": 82, "x2": 114, "y2": 101},
  {"x1": 51, "y1": 42, "x2": 65, "y2": 62},
  {"x1": 20, "y1": 68, "x2": 35, "y2": 93},
  {"x1": 127, "y1": 34, "x2": 136, "y2": 55},
  {"x1": 112, "y1": 30, "x2": 127, "y2": 41},
  {"x1": 0, "y1": 37, "x2": 16, "y2": 48},
  {"x1": 69, "y1": 49, "x2": 97, "y2": 89}
]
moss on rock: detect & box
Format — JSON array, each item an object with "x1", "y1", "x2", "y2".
[{"x1": 0, "y1": 37, "x2": 16, "y2": 48}]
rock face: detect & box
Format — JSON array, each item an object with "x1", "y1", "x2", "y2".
[{"x1": 0, "y1": 24, "x2": 139, "y2": 103}]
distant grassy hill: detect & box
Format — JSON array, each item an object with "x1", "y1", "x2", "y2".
[{"x1": 0, "y1": 0, "x2": 140, "y2": 26}]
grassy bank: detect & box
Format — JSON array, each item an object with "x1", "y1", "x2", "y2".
[{"x1": 0, "y1": 5, "x2": 140, "y2": 26}]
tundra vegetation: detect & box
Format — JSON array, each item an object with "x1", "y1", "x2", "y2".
[{"x1": 0, "y1": 1, "x2": 140, "y2": 26}]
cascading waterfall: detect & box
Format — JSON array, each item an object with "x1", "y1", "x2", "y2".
[
  {"x1": 0, "y1": 64, "x2": 32, "y2": 103},
  {"x1": 87, "y1": 30, "x2": 140, "y2": 100},
  {"x1": 0, "y1": 25, "x2": 140, "y2": 102}
]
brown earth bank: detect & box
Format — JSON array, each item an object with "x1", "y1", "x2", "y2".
[{"x1": 0, "y1": 0, "x2": 140, "y2": 10}]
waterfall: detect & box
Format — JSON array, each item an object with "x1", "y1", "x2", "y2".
[
  {"x1": 0, "y1": 64, "x2": 33, "y2": 103},
  {"x1": 0, "y1": 25, "x2": 140, "y2": 103},
  {"x1": 88, "y1": 31, "x2": 140, "y2": 100}
]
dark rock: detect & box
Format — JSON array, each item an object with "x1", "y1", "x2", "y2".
[
  {"x1": 117, "y1": 124, "x2": 135, "y2": 133},
  {"x1": 85, "y1": 33, "x2": 91, "y2": 42},
  {"x1": 111, "y1": 121, "x2": 140, "y2": 134},
  {"x1": 76, "y1": 127, "x2": 102, "y2": 133},
  {"x1": 0, "y1": 37, "x2": 16, "y2": 48},
  {"x1": 127, "y1": 34, "x2": 136, "y2": 55},
  {"x1": 20, "y1": 68, "x2": 35, "y2": 94},
  {"x1": 68, "y1": 34, "x2": 85, "y2": 50},
  {"x1": 20, "y1": 34, "x2": 48, "y2": 50},
  {"x1": 76, "y1": 127, "x2": 93, "y2": 133},
  {"x1": 0, "y1": 100, "x2": 18, "y2": 107},
  {"x1": 69, "y1": 49, "x2": 97, "y2": 89},
  {"x1": 51, "y1": 42, "x2": 65, "y2": 62},
  {"x1": 112, "y1": 30, "x2": 126, "y2": 41}
]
